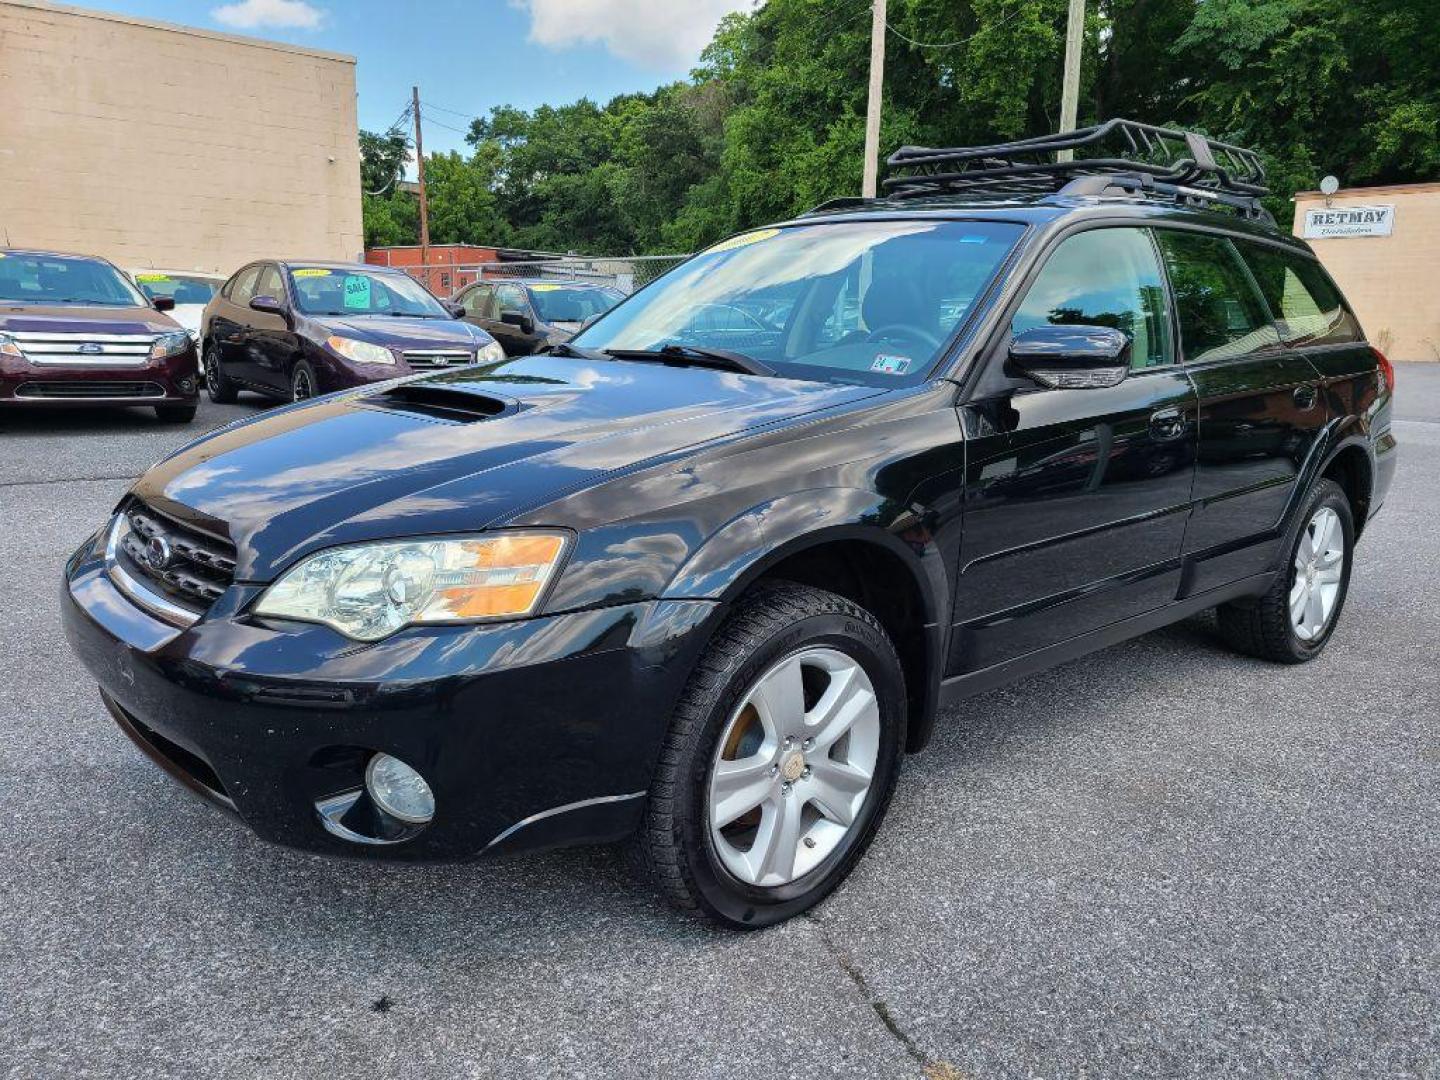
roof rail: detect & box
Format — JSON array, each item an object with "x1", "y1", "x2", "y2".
[{"x1": 882, "y1": 118, "x2": 1273, "y2": 222}]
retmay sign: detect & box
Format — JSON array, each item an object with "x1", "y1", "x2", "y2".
[{"x1": 1302, "y1": 204, "x2": 1395, "y2": 239}]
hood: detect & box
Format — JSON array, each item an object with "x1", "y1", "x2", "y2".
[
  {"x1": 0, "y1": 303, "x2": 179, "y2": 334},
  {"x1": 135, "y1": 354, "x2": 882, "y2": 580},
  {"x1": 311, "y1": 313, "x2": 491, "y2": 350}
]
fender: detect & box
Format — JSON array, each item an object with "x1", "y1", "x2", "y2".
[
  {"x1": 663, "y1": 487, "x2": 952, "y2": 752},
  {"x1": 1271, "y1": 416, "x2": 1376, "y2": 570}
]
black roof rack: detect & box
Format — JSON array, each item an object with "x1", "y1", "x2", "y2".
[{"x1": 880, "y1": 118, "x2": 1273, "y2": 222}]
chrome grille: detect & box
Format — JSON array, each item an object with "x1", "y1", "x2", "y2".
[
  {"x1": 112, "y1": 503, "x2": 237, "y2": 615},
  {"x1": 403, "y1": 349, "x2": 473, "y2": 369},
  {"x1": 11, "y1": 331, "x2": 156, "y2": 367}
]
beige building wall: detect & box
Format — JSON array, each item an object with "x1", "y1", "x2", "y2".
[
  {"x1": 0, "y1": 0, "x2": 362, "y2": 274},
  {"x1": 1293, "y1": 182, "x2": 1440, "y2": 362}
]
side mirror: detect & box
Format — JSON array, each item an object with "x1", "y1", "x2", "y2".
[
  {"x1": 249, "y1": 294, "x2": 288, "y2": 319},
  {"x1": 501, "y1": 311, "x2": 534, "y2": 335},
  {"x1": 445, "y1": 301, "x2": 467, "y2": 319},
  {"x1": 151, "y1": 295, "x2": 176, "y2": 312},
  {"x1": 1008, "y1": 325, "x2": 1131, "y2": 389},
  {"x1": 580, "y1": 313, "x2": 601, "y2": 330}
]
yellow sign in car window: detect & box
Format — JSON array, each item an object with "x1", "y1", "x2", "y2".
[
  {"x1": 292, "y1": 268, "x2": 331, "y2": 278},
  {"x1": 530, "y1": 284, "x2": 565, "y2": 292},
  {"x1": 134, "y1": 273, "x2": 171, "y2": 283},
  {"x1": 706, "y1": 228, "x2": 781, "y2": 254}
]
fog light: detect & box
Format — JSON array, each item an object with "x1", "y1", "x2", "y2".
[
  {"x1": 177, "y1": 376, "x2": 196, "y2": 393},
  {"x1": 365, "y1": 753, "x2": 435, "y2": 824}
]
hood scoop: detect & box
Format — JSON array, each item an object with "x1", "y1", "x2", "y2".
[{"x1": 362, "y1": 382, "x2": 520, "y2": 424}]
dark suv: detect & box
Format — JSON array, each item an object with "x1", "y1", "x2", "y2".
[
  {"x1": 1, "y1": 249, "x2": 199, "y2": 421},
  {"x1": 200, "y1": 260, "x2": 504, "y2": 403},
  {"x1": 62, "y1": 122, "x2": 1395, "y2": 928}
]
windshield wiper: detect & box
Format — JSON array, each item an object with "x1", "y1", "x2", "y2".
[
  {"x1": 603, "y1": 343, "x2": 776, "y2": 377},
  {"x1": 538, "y1": 341, "x2": 610, "y2": 362}
]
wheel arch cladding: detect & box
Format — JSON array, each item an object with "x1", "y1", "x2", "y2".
[
  {"x1": 664, "y1": 489, "x2": 948, "y2": 754},
  {"x1": 1321, "y1": 441, "x2": 1374, "y2": 538}
]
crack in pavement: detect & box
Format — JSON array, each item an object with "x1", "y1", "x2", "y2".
[{"x1": 803, "y1": 911, "x2": 934, "y2": 1071}]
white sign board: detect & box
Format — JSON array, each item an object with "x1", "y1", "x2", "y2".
[{"x1": 1302, "y1": 204, "x2": 1395, "y2": 239}]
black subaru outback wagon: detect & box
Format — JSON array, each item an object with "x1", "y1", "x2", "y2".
[{"x1": 62, "y1": 121, "x2": 1395, "y2": 928}]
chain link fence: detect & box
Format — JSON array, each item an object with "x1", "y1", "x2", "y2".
[{"x1": 402, "y1": 255, "x2": 689, "y2": 299}]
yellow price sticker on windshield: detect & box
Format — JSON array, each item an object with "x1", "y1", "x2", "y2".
[
  {"x1": 292, "y1": 268, "x2": 331, "y2": 278},
  {"x1": 134, "y1": 273, "x2": 171, "y2": 282},
  {"x1": 530, "y1": 283, "x2": 564, "y2": 292},
  {"x1": 706, "y1": 228, "x2": 780, "y2": 254}
]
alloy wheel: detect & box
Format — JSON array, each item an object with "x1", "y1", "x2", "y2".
[
  {"x1": 204, "y1": 350, "x2": 219, "y2": 394},
  {"x1": 707, "y1": 647, "x2": 880, "y2": 887},
  {"x1": 1290, "y1": 505, "x2": 1345, "y2": 641}
]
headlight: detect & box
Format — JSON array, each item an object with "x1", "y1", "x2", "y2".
[
  {"x1": 476, "y1": 340, "x2": 506, "y2": 363},
  {"x1": 326, "y1": 335, "x2": 396, "y2": 365},
  {"x1": 148, "y1": 331, "x2": 191, "y2": 360},
  {"x1": 0, "y1": 333, "x2": 23, "y2": 360},
  {"x1": 254, "y1": 532, "x2": 569, "y2": 640}
]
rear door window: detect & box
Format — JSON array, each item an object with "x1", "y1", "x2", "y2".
[
  {"x1": 1012, "y1": 227, "x2": 1173, "y2": 370},
  {"x1": 1236, "y1": 243, "x2": 1362, "y2": 347},
  {"x1": 1153, "y1": 230, "x2": 1280, "y2": 364}
]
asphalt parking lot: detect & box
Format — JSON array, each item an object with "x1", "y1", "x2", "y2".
[{"x1": 2, "y1": 369, "x2": 1436, "y2": 1080}]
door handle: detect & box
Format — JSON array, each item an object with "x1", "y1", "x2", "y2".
[
  {"x1": 1148, "y1": 407, "x2": 1186, "y2": 441},
  {"x1": 1293, "y1": 383, "x2": 1319, "y2": 410}
]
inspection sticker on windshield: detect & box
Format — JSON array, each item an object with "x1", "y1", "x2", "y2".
[
  {"x1": 292, "y1": 268, "x2": 331, "y2": 278},
  {"x1": 871, "y1": 354, "x2": 912, "y2": 375},
  {"x1": 342, "y1": 275, "x2": 372, "y2": 309},
  {"x1": 706, "y1": 227, "x2": 780, "y2": 254}
]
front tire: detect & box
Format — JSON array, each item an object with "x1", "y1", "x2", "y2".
[
  {"x1": 1217, "y1": 477, "x2": 1354, "y2": 663},
  {"x1": 154, "y1": 403, "x2": 197, "y2": 423},
  {"x1": 290, "y1": 360, "x2": 318, "y2": 403},
  {"x1": 635, "y1": 583, "x2": 906, "y2": 928}
]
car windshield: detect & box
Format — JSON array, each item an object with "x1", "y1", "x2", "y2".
[
  {"x1": 132, "y1": 272, "x2": 221, "y2": 305},
  {"x1": 528, "y1": 284, "x2": 625, "y2": 324},
  {"x1": 0, "y1": 253, "x2": 146, "y2": 306},
  {"x1": 572, "y1": 220, "x2": 1023, "y2": 384},
  {"x1": 287, "y1": 267, "x2": 451, "y2": 318}
]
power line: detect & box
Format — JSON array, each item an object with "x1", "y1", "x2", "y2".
[
  {"x1": 422, "y1": 115, "x2": 474, "y2": 137},
  {"x1": 884, "y1": 5, "x2": 1022, "y2": 50},
  {"x1": 422, "y1": 100, "x2": 482, "y2": 122}
]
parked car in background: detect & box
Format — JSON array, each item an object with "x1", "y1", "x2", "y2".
[
  {"x1": 452, "y1": 278, "x2": 625, "y2": 356},
  {"x1": 200, "y1": 260, "x2": 505, "y2": 403},
  {"x1": 62, "y1": 121, "x2": 1395, "y2": 928},
  {"x1": 129, "y1": 269, "x2": 225, "y2": 343},
  {"x1": 1, "y1": 249, "x2": 199, "y2": 421}
]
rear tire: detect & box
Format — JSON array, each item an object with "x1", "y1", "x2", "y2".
[
  {"x1": 154, "y1": 403, "x2": 197, "y2": 423},
  {"x1": 203, "y1": 342, "x2": 238, "y2": 404},
  {"x1": 634, "y1": 582, "x2": 906, "y2": 929},
  {"x1": 1217, "y1": 478, "x2": 1353, "y2": 663}
]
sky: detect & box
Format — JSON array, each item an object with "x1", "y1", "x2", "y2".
[{"x1": 78, "y1": 0, "x2": 754, "y2": 157}]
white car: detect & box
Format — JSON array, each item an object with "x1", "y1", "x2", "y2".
[{"x1": 128, "y1": 269, "x2": 226, "y2": 342}]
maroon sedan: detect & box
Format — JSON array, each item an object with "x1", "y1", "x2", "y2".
[{"x1": 0, "y1": 249, "x2": 200, "y2": 422}]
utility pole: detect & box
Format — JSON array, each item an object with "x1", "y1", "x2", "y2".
[
  {"x1": 1056, "y1": 0, "x2": 1085, "y2": 162},
  {"x1": 412, "y1": 85, "x2": 431, "y2": 273},
  {"x1": 862, "y1": 0, "x2": 886, "y2": 198}
]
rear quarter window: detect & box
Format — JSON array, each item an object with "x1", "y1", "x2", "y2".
[{"x1": 1236, "y1": 242, "x2": 1363, "y2": 347}]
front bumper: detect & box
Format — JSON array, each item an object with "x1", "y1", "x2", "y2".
[
  {"x1": 62, "y1": 527, "x2": 718, "y2": 860},
  {"x1": 1, "y1": 348, "x2": 200, "y2": 406}
]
